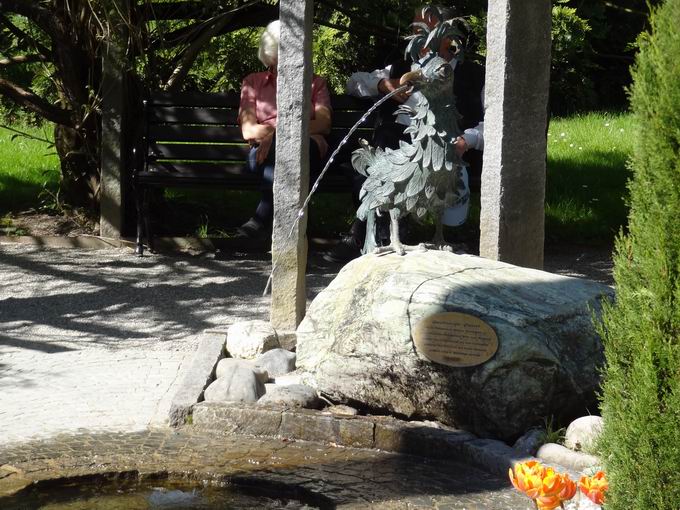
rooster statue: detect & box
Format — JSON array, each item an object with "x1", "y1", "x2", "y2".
[{"x1": 353, "y1": 14, "x2": 469, "y2": 255}]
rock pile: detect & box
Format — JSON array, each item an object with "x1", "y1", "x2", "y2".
[{"x1": 202, "y1": 320, "x2": 319, "y2": 409}]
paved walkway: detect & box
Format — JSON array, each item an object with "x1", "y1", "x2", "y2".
[{"x1": 0, "y1": 243, "x2": 337, "y2": 444}]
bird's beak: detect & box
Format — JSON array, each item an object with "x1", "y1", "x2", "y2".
[{"x1": 400, "y1": 69, "x2": 423, "y2": 85}]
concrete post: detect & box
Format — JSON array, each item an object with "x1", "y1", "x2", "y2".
[
  {"x1": 99, "y1": 1, "x2": 128, "y2": 239},
  {"x1": 271, "y1": 0, "x2": 313, "y2": 330},
  {"x1": 479, "y1": 0, "x2": 551, "y2": 269}
]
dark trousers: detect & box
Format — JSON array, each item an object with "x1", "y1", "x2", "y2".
[{"x1": 247, "y1": 136, "x2": 324, "y2": 225}]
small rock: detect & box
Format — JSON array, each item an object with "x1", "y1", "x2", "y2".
[
  {"x1": 257, "y1": 384, "x2": 320, "y2": 409},
  {"x1": 215, "y1": 358, "x2": 268, "y2": 384},
  {"x1": 203, "y1": 365, "x2": 265, "y2": 403},
  {"x1": 226, "y1": 320, "x2": 279, "y2": 359},
  {"x1": 513, "y1": 428, "x2": 546, "y2": 456},
  {"x1": 255, "y1": 348, "x2": 296, "y2": 378},
  {"x1": 536, "y1": 443, "x2": 600, "y2": 471},
  {"x1": 276, "y1": 330, "x2": 297, "y2": 351},
  {"x1": 273, "y1": 372, "x2": 303, "y2": 386},
  {"x1": 564, "y1": 416, "x2": 603, "y2": 453},
  {"x1": 327, "y1": 404, "x2": 358, "y2": 417}
]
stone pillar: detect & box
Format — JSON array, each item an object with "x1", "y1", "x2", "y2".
[
  {"x1": 479, "y1": 0, "x2": 551, "y2": 269},
  {"x1": 271, "y1": 0, "x2": 314, "y2": 330},
  {"x1": 99, "y1": 1, "x2": 129, "y2": 239}
]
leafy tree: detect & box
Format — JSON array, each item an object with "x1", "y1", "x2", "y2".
[
  {"x1": 597, "y1": 0, "x2": 680, "y2": 507},
  {"x1": 0, "y1": 0, "x2": 278, "y2": 211},
  {"x1": 0, "y1": 0, "x2": 489, "y2": 220},
  {"x1": 0, "y1": 1, "x2": 115, "y2": 209}
]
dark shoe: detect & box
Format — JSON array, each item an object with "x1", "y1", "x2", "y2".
[
  {"x1": 235, "y1": 217, "x2": 267, "y2": 239},
  {"x1": 322, "y1": 235, "x2": 362, "y2": 263}
]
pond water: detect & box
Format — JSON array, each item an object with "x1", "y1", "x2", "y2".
[{"x1": 2, "y1": 477, "x2": 322, "y2": 510}]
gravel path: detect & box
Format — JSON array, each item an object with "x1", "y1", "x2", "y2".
[{"x1": 0, "y1": 244, "x2": 337, "y2": 444}]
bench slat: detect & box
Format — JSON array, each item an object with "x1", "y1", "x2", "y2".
[
  {"x1": 149, "y1": 124, "x2": 244, "y2": 143},
  {"x1": 148, "y1": 91, "x2": 240, "y2": 108},
  {"x1": 139, "y1": 162, "x2": 252, "y2": 185},
  {"x1": 331, "y1": 110, "x2": 377, "y2": 128},
  {"x1": 148, "y1": 108, "x2": 375, "y2": 128},
  {"x1": 138, "y1": 161, "x2": 349, "y2": 191},
  {"x1": 149, "y1": 92, "x2": 374, "y2": 111},
  {"x1": 148, "y1": 142, "x2": 250, "y2": 161},
  {"x1": 148, "y1": 107, "x2": 238, "y2": 125},
  {"x1": 329, "y1": 95, "x2": 375, "y2": 110}
]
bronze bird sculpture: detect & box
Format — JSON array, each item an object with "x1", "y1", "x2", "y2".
[{"x1": 353, "y1": 17, "x2": 469, "y2": 255}]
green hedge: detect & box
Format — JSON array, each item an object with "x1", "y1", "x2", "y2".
[{"x1": 597, "y1": 0, "x2": 680, "y2": 508}]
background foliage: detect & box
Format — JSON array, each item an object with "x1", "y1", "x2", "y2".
[
  {"x1": 1, "y1": 0, "x2": 664, "y2": 123},
  {"x1": 0, "y1": 0, "x2": 665, "y2": 213},
  {"x1": 598, "y1": 0, "x2": 680, "y2": 507}
]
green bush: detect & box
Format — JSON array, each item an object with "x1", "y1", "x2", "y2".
[
  {"x1": 466, "y1": 2, "x2": 596, "y2": 115},
  {"x1": 597, "y1": 0, "x2": 680, "y2": 508},
  {"x1": 550, "y1": 2, "x2": 597, "y2": 114}
]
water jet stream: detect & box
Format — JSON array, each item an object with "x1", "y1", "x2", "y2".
[{"x1": 264, "y1": 85, "x2": 411, "y2": 295}]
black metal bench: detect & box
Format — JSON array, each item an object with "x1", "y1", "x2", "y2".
[{"x1": 132, "y1": 91, "x2": 375, "y2": 255}]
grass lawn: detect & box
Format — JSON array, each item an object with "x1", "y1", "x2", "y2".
[
  {"x1": 546, "y1": 111, "x2": 633, "y2": 245},
  {"x1": 0, "y1": 124, "x2": 59, "y2": 216},
  {"x1": 0, "y1": 112, "x2": 634, "y2": 245}
]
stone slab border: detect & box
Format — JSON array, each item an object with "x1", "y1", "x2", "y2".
[
  {"x1": 167, "y1": 329, "x2": 578, "y2": 479},
  {"x1": 0, "y1": 236, "x2": 214, "y2": 252},
  {"x1": 167, "y1": 331, "x2": 226, "y2": 426},
  {"x1": 190, "y1": 401, "x2": 557, "y2": 478}
]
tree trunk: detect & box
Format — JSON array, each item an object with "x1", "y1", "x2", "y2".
[
  {"x1": 54, "y1": 124, "x2": 100, "y2": 210},
  {"x1": 50, "y1": 1, "x2": 102, "y2": 212}
]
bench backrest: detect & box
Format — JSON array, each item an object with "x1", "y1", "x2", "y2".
[{"x1": 136, "y1": 91, "x2": 377, "y2": 190}]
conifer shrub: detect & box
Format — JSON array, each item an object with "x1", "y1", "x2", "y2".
[{"x1": 597, "y1": 0, "x2": 680, "y2": 508}]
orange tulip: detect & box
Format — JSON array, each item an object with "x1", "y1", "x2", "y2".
[
  {"x1": 579, "y1": 471, "x2": 608, "y2": 505},
  {"x1": 510, "y1": 462, "x2": 577, "y2": 509},
  {"x1": 558, "y1": 474, "x2": 577, "y2": 501},
  {"x1": 536, "y1": 472, "x2": 577, "y2": 510},
  {"x1": 509, "y1": 461, "x2": 545, "y2": 499}
]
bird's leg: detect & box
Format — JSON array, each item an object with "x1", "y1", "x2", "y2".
[
  {"x1": 417, "y1": 216, "x2": 454, "y2": 252},
  {"x1": 362, "y1": 210, "x2": 378, "y2": 255},
  {"x1": 432, "y1": 219, "x2": 446, "y2": 248},
  {"x1": 373, "y1": 209, "x2": 406, "y2": 256},
  {"x1": 389, "y1": 208, "x2": 406, "y2": 255}
]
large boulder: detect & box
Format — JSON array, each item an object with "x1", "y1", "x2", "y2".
[{"x1": 296, "y1": 251, "x2": 613, "y2": 440}]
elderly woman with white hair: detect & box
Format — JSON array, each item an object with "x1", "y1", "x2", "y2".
[{"x1": 237, "y1": 20, "x2": 332, "y2": 238}]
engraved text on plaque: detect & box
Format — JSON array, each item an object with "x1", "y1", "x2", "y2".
[{"x1": 413, "y1": 312, "x2": 498, "y2": 367}]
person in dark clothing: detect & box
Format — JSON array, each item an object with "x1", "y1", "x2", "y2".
[{"x1": 323, "y1": 5, "x2": 485, "y2": 262}]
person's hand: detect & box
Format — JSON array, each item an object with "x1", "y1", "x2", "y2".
[
  {"x1": 256, "y1": 132, "x2": 274, "y2": 165},
  {"x1": 454, "y1": 136, "x2": 469, "y2": 157},
  {"x1": 378, "y1": 78, "x2": 411, "y2": 103}
]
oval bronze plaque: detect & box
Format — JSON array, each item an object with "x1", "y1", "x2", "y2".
[{"x1": 413, "y1": 312, "x2": 498, "y2": 367}]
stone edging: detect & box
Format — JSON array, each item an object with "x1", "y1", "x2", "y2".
[
  {"x1": 190, "y1": 401, "x2": 552, "y2": 478},
  {"x1": 0, "y1": 235, "x2": 214, "y2": 252},
  {"x1": 169, "y1": 329, "x2": 578, "y2": 480},
  {"x1": 168, "y1": 331, "x2": 226, "y2": 426}
]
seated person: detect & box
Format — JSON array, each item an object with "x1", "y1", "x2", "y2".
[
  {"x1": 237, "y1": 20, "x2": 332, "y2": 238},
  {"x1": 323, "y1": 4, "x2": 485, "y2": 262}
]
